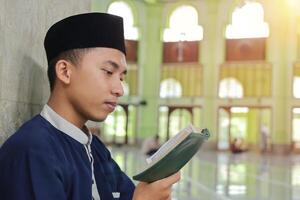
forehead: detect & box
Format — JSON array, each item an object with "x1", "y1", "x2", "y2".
[{"x1": 84, "y1": 47, "x2": 127, "y2": 68}]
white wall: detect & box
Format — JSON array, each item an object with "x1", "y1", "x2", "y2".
[{"x1": 0, "y1": 0, "x2": 91, "y2": 143}]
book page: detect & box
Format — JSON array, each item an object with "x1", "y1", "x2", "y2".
[{"x1": 146, "y1": 124, "x2": 194, "y2": 166}]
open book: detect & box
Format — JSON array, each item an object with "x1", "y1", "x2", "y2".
[{"x1": 133, "y1": 124, "x2": 210, "y2": 183}]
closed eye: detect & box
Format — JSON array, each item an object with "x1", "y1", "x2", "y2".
[{"x1": 101, "y1": 68, "x2": 113, "y2": 75}]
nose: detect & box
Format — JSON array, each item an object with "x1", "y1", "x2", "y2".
[{"x1": 112, "y1": 80, "x2": 124, "y2": 97}]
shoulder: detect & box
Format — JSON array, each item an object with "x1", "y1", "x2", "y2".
[{"x1": 0, "y1": 115, "x2": 59, "y2": 158}]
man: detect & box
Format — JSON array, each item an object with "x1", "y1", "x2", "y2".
[
  {"x1": 260, "y1": 124, "x2": 269, "y2": 153},
  {"x1": 0, "y1": 13, "x2": 180, "y2": 200}
]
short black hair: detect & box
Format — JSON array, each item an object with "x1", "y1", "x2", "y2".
[{"x1": 47, "y1": 48, "x2": 90, "y2": 91}]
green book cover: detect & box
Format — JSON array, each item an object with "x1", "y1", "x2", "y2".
[{"x1": 133, "y1": 124, "x2": 210, "y2": 183}]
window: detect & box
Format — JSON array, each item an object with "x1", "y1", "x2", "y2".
[
  {"x1": 169, "y1": 109, "x2": 191, "y2": 137},
  {"x1": 226, "y1": 1, "x2": 269, "y2": 39},
  {"x1": 230, "y1": 108, "x2": 248, "y2": 140},
  {"x1": 160, "y1": 78, "x2": 182, "y2": 98},
  {"x1": 107, "y1": 1, "x2": 138, "y2": 40},
  {"x1": 103, "y1": 106, "x2": 126, "y2": 143},
  {"x1": 219, "y1": 78, "x2": 244, "y2": 98},
  {"x1": 163, "y1": 5, "x2": 203, "y2": 42}
]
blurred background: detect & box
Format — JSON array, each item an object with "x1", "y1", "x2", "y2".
[{"x1": 1, "y1": 0, "x2": 300, "y2": 199}]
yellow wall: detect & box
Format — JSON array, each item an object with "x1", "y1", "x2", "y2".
[
  {"x1": 220, "y1": 62, "x2": 272, "y2": 97},
  {"x1": 161, "y1": 64, "x2": 203, "y2": 96}
]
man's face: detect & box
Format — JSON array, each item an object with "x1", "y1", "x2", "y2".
[{"x1": 67, "y1": 47, "x2": 127, "y2": 122}]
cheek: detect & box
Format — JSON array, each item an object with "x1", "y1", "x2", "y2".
[
  {"x1": 69, "y1": 80, "x2": 96, "y2": 103},
  {"x1": 71, "y1": 71, "x2": 110, "y2": 101},
  {"x1": 80, "y1": 74, "x2": 104, "y2": 92},
  {"x1": 86, "y1": 81, "x2": 110, "y2": 104}
]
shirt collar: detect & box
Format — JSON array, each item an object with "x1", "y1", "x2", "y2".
[{"x1": 40, "y1": 104, "x2": 92, "y2": 145}]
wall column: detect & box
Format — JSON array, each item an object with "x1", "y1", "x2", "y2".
[
  {"x1": 201, "y1": 1, "x2": 225, "y2": 148},
  {"x1": 136, "y1": 4, "x2": 163, "y2": 139},
  {"x1": 266, "y1": 1, "x2": 291, "y2": 153}
]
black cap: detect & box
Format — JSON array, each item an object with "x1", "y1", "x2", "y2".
[{"x1": 44, "y1": 12, "x2": 126, "y2": 63}]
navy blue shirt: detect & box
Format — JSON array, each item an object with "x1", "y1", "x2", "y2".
[{"x1": 0, "y1": 115, "x2": 135, "y2": 200}]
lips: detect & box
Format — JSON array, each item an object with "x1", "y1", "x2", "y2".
[{"x1": 104, "y1": 101, "x2": 117, "y2": 111}]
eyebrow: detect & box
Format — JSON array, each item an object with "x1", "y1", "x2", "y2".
[{"x1": 104, "y1": 60, "x2": 127, "y2": 75}]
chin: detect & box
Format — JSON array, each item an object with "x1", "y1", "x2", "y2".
[
  {"x1": 90, "y1": 113, "x2": 108, "y2": 122},
  {"x1": 85, "y1": 108, "x2": 111, "y2": 121}
]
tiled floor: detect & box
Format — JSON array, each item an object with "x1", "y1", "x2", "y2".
[{"x1": 109, "y1": 147, "x2": 300, "y2": 200}]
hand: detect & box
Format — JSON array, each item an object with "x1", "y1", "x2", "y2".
[{"x1": 132, "y1": 172, "x2": 181, "y2": 200}]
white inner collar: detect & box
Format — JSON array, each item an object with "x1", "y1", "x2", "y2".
[{"x1": 40, "y1": 104, "x2": 92, "y2": 145}]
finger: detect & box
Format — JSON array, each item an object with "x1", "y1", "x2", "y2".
[
  {"x1": 160, "y1": 192, "x2": 171, "y2": 200},
  {"x1": 165, "y1": 196, "x2": 172, "y2": 200},
  {"x1": 160, "y1": 171, "x2": 181, "y2": 185}
]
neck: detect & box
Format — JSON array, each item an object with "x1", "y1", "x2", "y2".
[{"x1": 47, "y1": 91, "x2": 86, "y2": 129}]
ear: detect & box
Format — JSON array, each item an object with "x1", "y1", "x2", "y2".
[{"x1": 55, "y1": 60, "x2": 72, "y2": 85}]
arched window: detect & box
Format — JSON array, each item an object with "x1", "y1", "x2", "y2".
[
  {"x1": 219, "y1": 78, "x2": 243, "y2": 98},
  {"x1": 107, "y1": 1, "x2": 138, "y2": 40},
  {"x1": 293, "y1": 76, "x2": 300, "y2": 98},
  {"x1": 163, "y1": 5, "x2": 203, "y2": 42},
  {"x1": 160, "y1": 78, "x2": 182, "y2": 98},
  {"x1": 226, "y1": 1, "x2": 269, "y2": 39}
]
